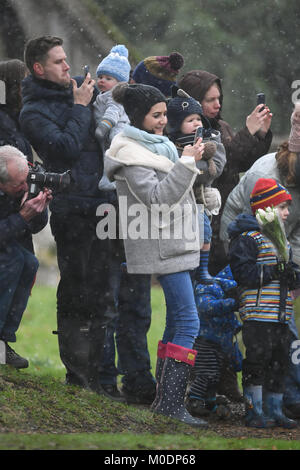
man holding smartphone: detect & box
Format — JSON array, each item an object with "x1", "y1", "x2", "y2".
[{"x1": 20, "y1": 36, "x2": 116, "y2": 397}]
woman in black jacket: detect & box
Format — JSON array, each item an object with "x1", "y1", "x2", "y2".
[{"x1": 0, "y1": 59, "x2": 33, "y2": 162}]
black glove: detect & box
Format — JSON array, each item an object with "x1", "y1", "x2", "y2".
[{"x1": 274, "y1": 261, "x2": 297, "y2": 287}]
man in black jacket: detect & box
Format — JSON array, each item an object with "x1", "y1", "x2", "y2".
[
  {"x1": 20, "y1": 36, "x2": 116, "y2": 395},
  {"x1": 0, "y1": 145, "x2": 51, "y2": 368}
]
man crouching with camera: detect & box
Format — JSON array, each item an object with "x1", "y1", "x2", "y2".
[{"x1": 0, "y1": 145, "x2": 52, "y2": 368}]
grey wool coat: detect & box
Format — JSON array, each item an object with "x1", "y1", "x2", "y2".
[{"x1": 105, "y1": 132, "x2": 201, "y2": 275}]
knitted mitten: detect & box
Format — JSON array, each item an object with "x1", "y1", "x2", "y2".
[{"x1": 95, "y1": 119, "x2": 115, "y2": 142}]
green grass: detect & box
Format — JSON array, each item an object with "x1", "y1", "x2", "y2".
[
  {"x1": 1, "y1": 283, "x2": 300, "y2": 450},
  {"x1": 1, "y1": 428, "x2": 300, "y2": 451},
  {"x1": 17, "y1": 284, "x2": 166, "y2": 379},
  {"x1": 16, "y1": 285, "x2": 64, "y2": 378}
]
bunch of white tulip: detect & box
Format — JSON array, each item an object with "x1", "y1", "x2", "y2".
[
  {"x1": 255, "y1": 206, "x2": 289, "y2": 262},
  {"x1": 255, "y1": 206, "x2": 277, "y2": 224}
]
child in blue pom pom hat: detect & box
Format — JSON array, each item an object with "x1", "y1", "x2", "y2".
[
  {"x1": 94, "y1": 45, "x2": 130, "y2": 147},
  {"x1": 93, "y1": 45, "x2": 131, "y2": 191}
]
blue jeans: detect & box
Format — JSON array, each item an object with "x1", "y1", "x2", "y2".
[
  {"x1": 157, "y1": 271, "x2": 200, "y2": 349},
  {"x1": 0, "y1": 243, "x2": 39, "y2": 342}
]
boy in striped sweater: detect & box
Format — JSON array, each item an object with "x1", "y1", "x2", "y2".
[{"x1": 227, "y1": 178, "x2": 300, "y2": 428}]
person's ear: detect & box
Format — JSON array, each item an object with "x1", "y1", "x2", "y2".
[{"x1": 33, "y1": 62, "x2": 44, "y2": 77}]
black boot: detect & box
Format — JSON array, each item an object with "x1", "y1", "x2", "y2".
[
  {"x1": 217, "y1": 360, "x2": 243, "y2": 403},
  {"x1": 186, "y1": 396, "x2": 211, "y2": 417},
  {"x1": 55, "y1": 316, "x2": 119, "y2": 399},
  {"x1": 5, "y1": 343, "x2": 29, "y2": 369},
  {"x1": 150, "y1": 341, "x2": 167, "y2": 410},
  {"x1": 186, "y1": 396, "x2": 231, "y2": 419},
  {"x1": 152, "y1": 342, "x2": 208, "y2": 428},
  {"x1": 121, "y1": 372, "x2": 156, "y2": 405},
  {"x1": 283, "y1": 402, "x2": 300, "y2": 419}
]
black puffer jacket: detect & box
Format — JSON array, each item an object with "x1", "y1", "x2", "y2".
[
  {"x1": 0, "y1": 191, "x2": 48, "y2": 253},
  {"x1": 20, "y1": 75, "x2": 113, "y2": 215}
]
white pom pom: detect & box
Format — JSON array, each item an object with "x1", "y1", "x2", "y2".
[{"x1": 110, "y1": 44, "x2": 128, "y2": 58}]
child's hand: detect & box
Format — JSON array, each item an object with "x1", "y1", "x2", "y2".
[
  {"x1": 95, "y1": 120, "x2": 114, "y2": 143},
  {"x1": 182, "y1": 139, "x2": 204, "y2": 161}
]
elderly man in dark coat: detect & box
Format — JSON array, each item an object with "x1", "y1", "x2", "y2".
[{"x1": 0, "y1": 145, "x2": 50, "y2": 368}]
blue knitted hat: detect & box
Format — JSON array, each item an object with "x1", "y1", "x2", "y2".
[{"x1": 96, "y1": 45, "x2": 131, "y2": 83}]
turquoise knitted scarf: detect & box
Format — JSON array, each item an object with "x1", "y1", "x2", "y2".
[{"x1": 123, "y1": 125, "x2": 179, "y2": 163}]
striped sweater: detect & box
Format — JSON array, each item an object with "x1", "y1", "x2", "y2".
[{"x1": 238, "y1": 230, "x2": 293, "y2": 323}]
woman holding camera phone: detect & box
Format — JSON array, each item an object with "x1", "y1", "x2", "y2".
[{"x1": 105, "y1": 82, "x2": 208, "y2": 427}]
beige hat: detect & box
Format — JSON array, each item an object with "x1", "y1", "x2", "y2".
[{"x1": 288, "y1": 102, "x2": 300, "y2": 152}]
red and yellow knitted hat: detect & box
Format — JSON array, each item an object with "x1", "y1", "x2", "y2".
[{"x1": 250, "y1": 178, "x2": 292, "y2": 214}]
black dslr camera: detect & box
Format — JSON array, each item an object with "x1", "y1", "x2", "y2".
[{"x1": 27, "y1": 162, "x2": 71, "y2": 199}]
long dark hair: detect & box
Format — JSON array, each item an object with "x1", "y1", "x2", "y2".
[{"x1": 0, "y1": 59, "x2": 27, "y2": 114}]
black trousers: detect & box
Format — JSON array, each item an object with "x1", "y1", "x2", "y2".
[
  {"x1": 242, "y1": 321, "x2": 290, "y2": 393},
  {"x1": 50, "y1": 212, "x2": 117, "y2": 386},
  {"x1": 50, "y1": 212, "x2": 116, "y2": 325},
  {"x1": 99, "y1": 238, "x2": 153, "y2": 388}
]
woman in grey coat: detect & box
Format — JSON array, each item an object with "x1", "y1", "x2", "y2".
[{"x1": 105, "y1": 82, "x2": 207, "y2": 427}]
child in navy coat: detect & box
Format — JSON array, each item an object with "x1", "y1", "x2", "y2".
[{"x1": 228, "y1": 177, "x2": 300, "y2": 428}]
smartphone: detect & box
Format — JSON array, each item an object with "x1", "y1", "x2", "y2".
[
  {"x1": 83, "y1": 65, "x2": 90, "y2": 78},
  {"x1": 194, "y1": 126, "x2": 204, "y2": 143},
  {"x1": 257, "y1": 93, "x2": 265, "y2": 112}
]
